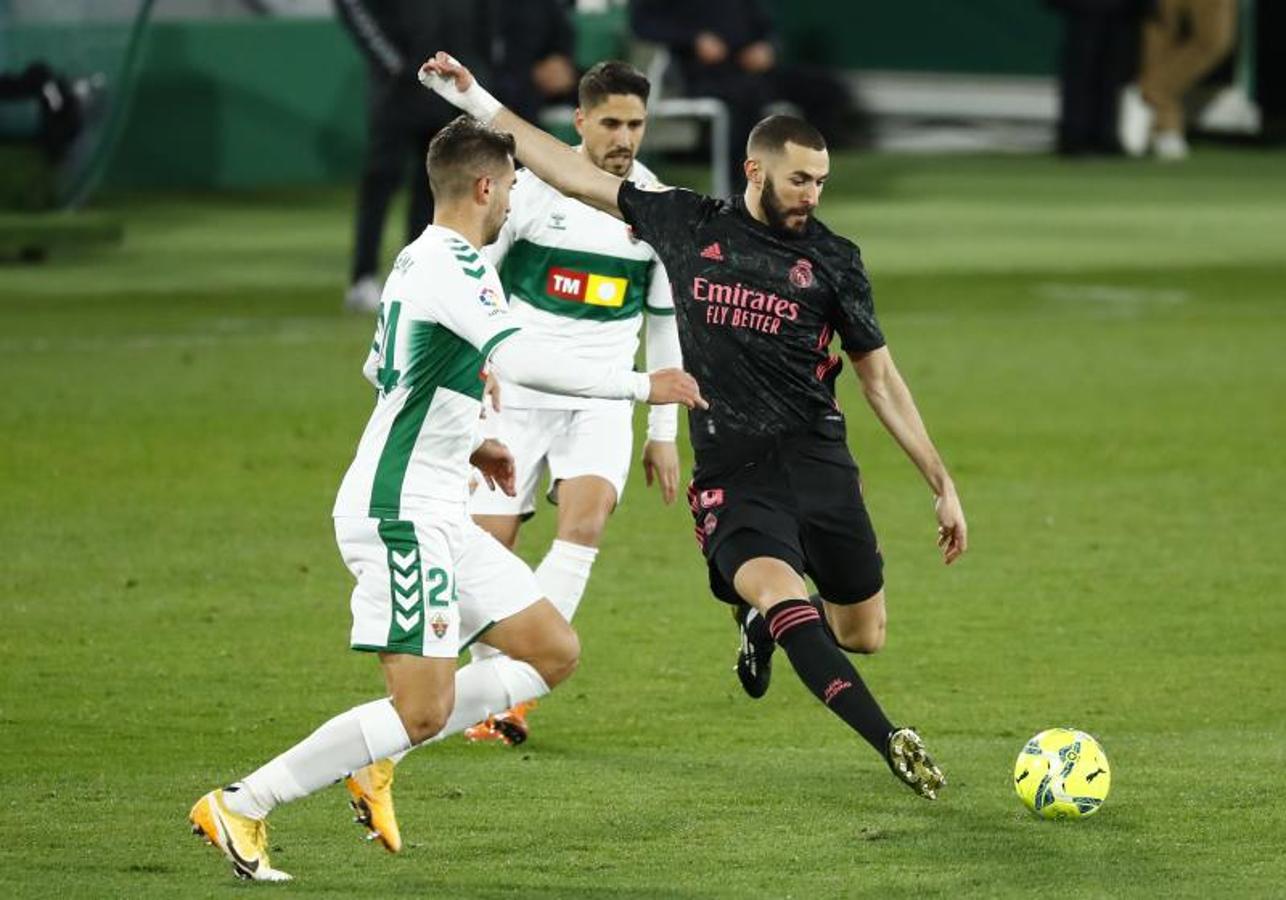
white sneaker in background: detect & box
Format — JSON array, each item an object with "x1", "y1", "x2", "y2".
[
  {"x1": 344, "y1": 276, "x2": 382, "y2": 313},
  {"x1": 1118, "y1": 85, "x2": 1153, "y2": 158},
  {"x1": 1153, "y1": 131, "x2": 1190, "y2": 162}
]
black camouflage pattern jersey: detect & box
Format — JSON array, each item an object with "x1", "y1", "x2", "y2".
[{"x1": 617, "y1": 181, "x2": 885, "y2": 461}]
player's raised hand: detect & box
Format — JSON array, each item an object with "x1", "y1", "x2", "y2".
[
  {"x1": 417, "y1": 52, "x2": 501, "y2": 121},
  {"x1": 470, "y1": 438, "x2": 516, "y2": 496},
  {"x1": 934, "y1": 491, "x2": 968, "y2": 565},
  {"x1": 647, "y1": 368, "x2": 707, "y2": 410},
  {"x1": 642, "y1": 440, "x2": 680, "y2": 505},
  {"x1": 419, "y1": 52, "x2": 473, "y2": 93}
]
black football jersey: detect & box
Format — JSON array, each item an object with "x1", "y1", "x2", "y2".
[{"x1": 617, "y1": 181, "x2": 885, "y2": 461}]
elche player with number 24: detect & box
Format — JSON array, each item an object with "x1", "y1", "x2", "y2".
[
  {"x1": 186, "y1": 116, "x2": 704, "y2": 882},
  {"x1": 419, "y1": 53, "x2": 968, "y2": 801}
]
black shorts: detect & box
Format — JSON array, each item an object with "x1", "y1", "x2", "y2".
[{"x1": 687, "y1": 432, "x2": 883, "y2": 607}]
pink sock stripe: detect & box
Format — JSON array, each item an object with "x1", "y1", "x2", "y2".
[{"x1": 767, "y1": 605, "x2": 820, "y2": 641}]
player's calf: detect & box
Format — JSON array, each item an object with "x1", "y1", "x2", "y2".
[
  {"x1": 486, "y1": 598, "x2": 581, "y2": 688},
  {"x1": 816, "y1": 590, "x2": 886, "y2": 655}
]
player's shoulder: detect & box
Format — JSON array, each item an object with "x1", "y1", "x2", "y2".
[
  {"x1": 402, "y1": 227, "x2": 491, "y2": 287},
  {"x1": 512, "y1": 165, "x2": 558, "y2": 200},
  {"x1": 808, "y1": 217, "x2": 866, "y2": 268},
  {"x1": 623, "y1": 179, "x2": 721, "y2": 219},
  {"x1": 627, "y1": 158, "x2": 662, "y2": 190}
]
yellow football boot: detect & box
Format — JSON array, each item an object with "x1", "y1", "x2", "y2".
[
  {"x1": 345, "y1": 758, "x2": 402, "y2": 853},
  {"x1": 188, "y1": 789, "x2": 291, "y2": 882}
]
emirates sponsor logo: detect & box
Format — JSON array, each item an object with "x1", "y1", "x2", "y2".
[
  {"x1": 692, "y1": 275, "x2": 800, "y2": 335},
  {"x1": 789, "y1": 258, "x2": 814, "y2": 288}
]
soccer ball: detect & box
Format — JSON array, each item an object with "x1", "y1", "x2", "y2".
[{"x1": 1013, "y1": 728, "x2": 1111, "y2": 819}]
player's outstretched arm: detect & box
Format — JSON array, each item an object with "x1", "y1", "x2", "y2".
[
  {"x1": 490, "y1": 335, "x2": 706, "y2": 410},
  {"x1": 850, "y1": 346, "x2": 967, "y2": 564},
  {"x1": 419, "y1": 52, "x2": 625, "y2": 218}
]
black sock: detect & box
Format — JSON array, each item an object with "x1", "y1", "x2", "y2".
[
  {"x1": 765, "y1": 598, "x2": 894, "y2": 753},
  {"x1": 745, "y1": 598, "x2": 837, "y2": 646}
]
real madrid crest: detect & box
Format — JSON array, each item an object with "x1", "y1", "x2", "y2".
[{"x1": 789, "y1": 258, "x2": 814, "y2": 289}]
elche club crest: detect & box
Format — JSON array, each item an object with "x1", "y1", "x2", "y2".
[
  {"x1": 430, "y1": 613, "x2": 449, "y2": 639},
  {"x1": 789, "y1": 258, "x2": 814, "y2": 289}
]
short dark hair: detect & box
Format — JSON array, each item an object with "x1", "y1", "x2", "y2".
[
  {"x1": 578, "y1": 60, "x2": 650, "y2": 110},
  {"x1": 746, "y1": 115, "x2": 827, "y2": 157},
  {"x1": 426, "y1": 115, "x2": 516, "y2": 200}
]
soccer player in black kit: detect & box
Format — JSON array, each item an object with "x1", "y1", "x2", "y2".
[{"x1": 420, "y1": 52, "x2": 968, "y2": 799}]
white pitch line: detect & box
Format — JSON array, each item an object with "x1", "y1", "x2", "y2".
[
  {"x1": 1036, "y1": 283, "x2": 1190, "y2": 306},
  {"x1": 0, "y1": 323, "x2": 350, "y2": 354}
]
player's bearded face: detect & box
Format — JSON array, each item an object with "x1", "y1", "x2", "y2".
[
  {"x1": 578, "y1": 94, "x2": 648, "y2": 177},
  {"x1": 759, "y1": 145, "x2": 828, "y2": 235},
  {"x1": 761, "y1": 174, "x2": 816, "y2": 235}
]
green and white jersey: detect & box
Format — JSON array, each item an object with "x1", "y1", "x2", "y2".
[
  {"x1": 485, "y1": 156, "x2": 674, "y2": 409},
  {"x1": 334, "y1": 225, "x2": 520, "y2": 519}
]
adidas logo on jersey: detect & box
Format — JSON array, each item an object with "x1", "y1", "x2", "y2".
[{"x1": 700, "y1": 242, "x2": 724, "y2": 261}]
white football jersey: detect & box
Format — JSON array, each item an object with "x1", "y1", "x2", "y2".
[
  {"x1": 334, "y1": 226, "x2": 519, "y2": 518},
  {"x1": 484, "y1": 157, "x2": 674, "y2": 409}
]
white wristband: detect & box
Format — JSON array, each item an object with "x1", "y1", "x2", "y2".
[
  {"x1": 631, "y1": 372, "x2": 651, "y2": 403},
  {"x1": 418, "y1": 60, "x2": 502, "y2": 123}
]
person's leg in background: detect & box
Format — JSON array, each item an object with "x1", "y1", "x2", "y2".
[
  {"x1": 1089, "y1": 5, "x2": 1141, "y2": 154},
  {"x1": 347, "y1": 75, "x2": 409, "y2": 312},
  {"x1": 1139, "y1": 0, "x2": 1236, "y2": 158},
  {"x1": 1055, "y1": 5, "x2": 1101, "y2": 155}
]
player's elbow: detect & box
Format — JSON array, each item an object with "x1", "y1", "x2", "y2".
[{"x1": 860, "y1": 380, "x2": 890, "y2": 409}]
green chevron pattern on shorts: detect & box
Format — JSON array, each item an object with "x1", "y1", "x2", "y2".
[{"x1": 378, "y1": 519, "x2": 425, "y2": 654}]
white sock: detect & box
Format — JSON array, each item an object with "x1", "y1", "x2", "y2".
[
  {"x1": 468, "y1": 640, "x2": 500, "y2": 663},
  {"x1": 388, "y1": 656, "x2": 551, "y2": 764},
  {"x1": 224, "y1": 698, "x2": 411, "y2": 820},
  {"x1": 536, "y1": 539, "x2": 598, "y2": 622}
]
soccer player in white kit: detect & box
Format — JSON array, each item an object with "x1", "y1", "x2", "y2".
[
  {"x1": 465, "y1": 61, "x2": 682, "y2": 742},
  {"x1": 187, "y1": 116, "x2": 704, "y2": 882}
]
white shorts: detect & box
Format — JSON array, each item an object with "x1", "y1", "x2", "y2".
[
  {"x1": 468, "y1": 402, "x2": 634, "y2": 518},
  {"x1": 336, "y1": 513, "x2": 544, "y2": 658}
]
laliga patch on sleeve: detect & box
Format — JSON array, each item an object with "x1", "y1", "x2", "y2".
[{"x1": 477, "y1": 286, "x2": 504, "y2": 316}]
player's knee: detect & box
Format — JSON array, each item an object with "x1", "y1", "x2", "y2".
[
  {"x1": 558, "y1": 516, "x2": 607, "y2": 549},
  {"x1": 393, "y1": 695, "x2": 452, "y2": 744},
  {"x1": 537, "y1": 626, "x2": 581, "y2": 688},
  {"x1": 829, "y1": 589, "x2": 886, "y2": 654},
  {"x1": 834, "y1": 617, "x2": 886, "y2": 655}
]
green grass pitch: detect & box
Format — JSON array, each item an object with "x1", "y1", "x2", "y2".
[{"x1": 2, "y1": 149, "x2": 1284, "y2": 897}]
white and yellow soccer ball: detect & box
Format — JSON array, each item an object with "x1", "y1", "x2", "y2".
[{"x1": 1013, "y1": 728, "x2": 1111, "y2": 819}]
